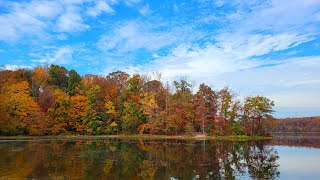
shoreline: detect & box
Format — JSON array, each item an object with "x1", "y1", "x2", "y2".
[{"x1": 0, "y1": 134, "x2": 273, "y2": 141}]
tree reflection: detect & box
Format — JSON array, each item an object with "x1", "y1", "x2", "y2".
[
  {"x1": 244, "y1": 141, "x2": 280, "y2": 179},
  {"x1": 0, "y1": 139, "x2": 279, "y2": 179}
]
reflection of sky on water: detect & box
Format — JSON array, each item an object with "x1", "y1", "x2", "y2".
[{"x1": 275, "y1": 146, "x2": 320, "y2": 179}]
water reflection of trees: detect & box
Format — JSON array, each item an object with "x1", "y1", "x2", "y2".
[{"x1": 0, "y1": 139, "x2": 279, "y2": 179}]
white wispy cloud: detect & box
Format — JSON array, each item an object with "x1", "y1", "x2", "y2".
[
  {"x1": 0, "y1": 0, "x2": 143, "y2": 43},
  {"x1": 100, "y1": 0, "x2": 318, "y2": 74},
  {"x1": 121, "y1": 32, "x2": 314, "y2": 78},
  {"x1": 32, "y1": 46, "x2": 74, "y2": 64},
  {"x1": 2, "y1": 64, "x2": 34, "y2": 70},
  {"x1": 87, "y1": 0, "x2": 115, "y2": 16},
  {"x1": 56, "y1": 11, "x2": 89, "y2": 32},
  {"x1": 223, "y1": 0, "x2": 320, "y2": 34},
  {"x1": 214, "y1": 56, "x2": 320, "y2": 96},
  {"x1": 21, "y1": 0, "x2": 63, "y2": 18},
  {"x1": 139, "y1": 4, "x2": 150, "y2": 16},
  {"x1": 0, "y1": 3, "x2": 49, "y2": 42},
  {"x1": 0, "y1": 1, "x2": 65, "y2": 42},
  {"x1": 124, "y1": 0, "x2": 141, "y2": 6},
  {"x1": 214, "y1": 33, "x2": 313, "y2": 59},
  {"x1": 97, "y1": 21, "x2": 204, "y2": 53},
  {"x1": 54, "y1": 2, "x2": 89, "y2": 32}
]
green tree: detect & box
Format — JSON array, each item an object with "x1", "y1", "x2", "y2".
[
  {"x1": 242, "y1": 96, "x2": 274, "y2": 136},
  {"x1": 48, "y1": 65, "x2": 68, "y2": 90},
  {"x1": 121, "y1": 102, "x2": 145, "y2": 133},
  {"x1": 67, "y1": 69, "x2": 82, "y2": 96},
  {"x1": 84, "y1": 85, "x2": 104, "y2": 134},
  {"x1": 120, "y1": 74, "x2": 145, "y2": 133}
]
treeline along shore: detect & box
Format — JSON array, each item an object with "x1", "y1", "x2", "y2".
[
  {"x1": 0, "y1": 64, "x2": 275, "y2": 136},
  {"x1": 269, "y1": 117, "x2": 320, "y2": 133}
]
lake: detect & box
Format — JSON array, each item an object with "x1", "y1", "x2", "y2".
[{"x1": 0, "y1": 137, "x2": 320, "y2": 179}]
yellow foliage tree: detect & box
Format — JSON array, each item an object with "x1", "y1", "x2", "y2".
[
  {"x1": 69, "y1": 95, "x2": 89, "y2": 133},
  {"x1": 0, "y1": 81, "x2": 47, "y2": 135},
  {"x1": 140, "y1": 93, "x2": 162, "y2": 134},
  {"x1": 140, "y1": 93, "x2": 158, "y2": 116},
  {"x1": 105, "y1": 101, "x2": 117, "y2": 118},
  {"x1": 48, "y1": 89, "x2": 70, "y2": 134}
]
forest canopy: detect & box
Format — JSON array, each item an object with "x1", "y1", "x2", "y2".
[{"x1": 0, "y1": 65, "x2": 275, "y2": 136}]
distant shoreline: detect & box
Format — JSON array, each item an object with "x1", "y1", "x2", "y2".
[{"x1": 0, "y1": 134, "x2": 273, "y2": 141}]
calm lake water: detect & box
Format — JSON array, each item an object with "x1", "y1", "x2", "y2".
[{"x1": 0, "y1": 137, "x2": 320, "y2": 179}]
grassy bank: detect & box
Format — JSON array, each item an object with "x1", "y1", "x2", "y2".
[{"x1": 0, "y1": 134, "x2": 273, "y2": 141}]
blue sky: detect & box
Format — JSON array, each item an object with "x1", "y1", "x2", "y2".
[{"x1": 0, "y1": 0, "x2": 319, "y2": 118}]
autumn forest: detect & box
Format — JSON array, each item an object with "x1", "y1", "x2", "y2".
[{"x1": 0, "y1": 64, "x2": 275, "y2": 136}]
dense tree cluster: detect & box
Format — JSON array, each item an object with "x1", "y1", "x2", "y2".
[
  {"x1": 0, "y1": 65, "x2": 275, "y2": 136},
  {"x1": 267, "y1": 116, "x2": 320, "y2": 133}
]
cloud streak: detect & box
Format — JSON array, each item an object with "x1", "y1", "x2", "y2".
[
  {"x1": 97, "y1": 21, "x2": 204, "y2": 53},
  {"x1": 87, "y1": 0, "x2": 115, "y2": 16},
  {"x1": 32, "y1": 46, "x2": 74, "y2": 65}
]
